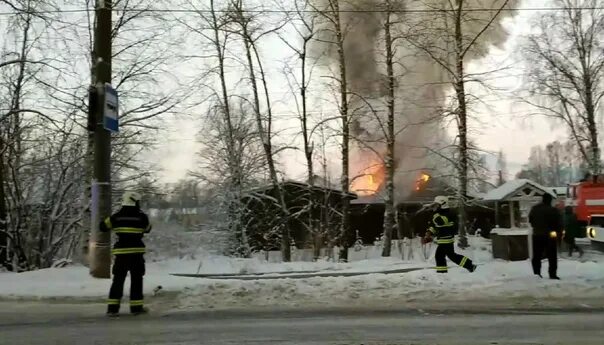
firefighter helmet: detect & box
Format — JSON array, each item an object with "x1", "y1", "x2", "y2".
[
  {"x1": 122, "y1": 191, "x2": 142, "y2": 207},
  {"x1": 434, "y1": 195, "x2": 449, "y2": 209}
]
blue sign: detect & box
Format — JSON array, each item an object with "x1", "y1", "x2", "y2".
[{"x1": 103, "y1": 83, "x2": 119, "y2": 132}]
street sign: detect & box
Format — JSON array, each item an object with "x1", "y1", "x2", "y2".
[{"x1": 103, "y1": 83, "x2": 119, "y2": 132}]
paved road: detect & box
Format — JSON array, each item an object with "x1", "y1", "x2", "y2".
[{"x1": 1, "y1": 302, "x2": 603, "y2": 345}]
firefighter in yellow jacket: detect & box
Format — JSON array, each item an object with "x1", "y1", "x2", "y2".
[
  {"x1": 100, "y1": 191, "x2": 152, "y2": 317},
  {"x1": 423, "y1": 196, "x2": 476, "y2": 273}
]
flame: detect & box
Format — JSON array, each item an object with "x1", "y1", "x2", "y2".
[
  {"x1": 350, "y1": 162, "x2": 386, "y2": 196},
  {"x1": 415, "y1": 173, "x2": 431, "y2": 191}
]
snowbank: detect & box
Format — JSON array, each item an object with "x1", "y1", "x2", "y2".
[
  {"x1": 1, "y1": 238, "x2": 603, "y2": 310},
  {"x1": 0, "y1": 255, "x2": 416, "y2": 299},
  {"x1": 176, "y1": 260, "x2": 604, "y2": 310}
]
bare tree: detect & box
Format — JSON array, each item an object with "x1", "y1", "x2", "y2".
[
  {"x1": 312, "y1": 0, "x2": 352, "y2": 261},
  {"x1": 192, "y1": 100, "x2": 267, "y2": 256},
  {"x1": 516, "y1": 145, "x2": 548, "y2": 184},
  {"x1": 15, "y1": 119, "x2": 86, "y2": 269},
  {"x1": 181, "y1": 0, "x2": 259, "y2": 256},
  {"x1": 546, "y1": 141, "x2": 563, "y2": 186},
  {"x1": 405, "y1": 0, "x2": 513, "y2": 248},
  {"x1": 0, "y1": 0, "x2": 53, "y2": 269},
  {"x1": 0, "y1": 0, "x2": 92, "y2": 270},
  {"x1": 522, "y1": 0, "x2": 604, "y2": 174},
  {"x1": 472, "y1": 152, "x2": 490, "y2": 193},
  {"x1": 227, "y1": 0, "x2": 293, "y2": 261},
  {"x1": 38, "y1": 0, "x2": 188, "y2": 260},
  {"x1": 496, "y1": 149, "x2": 507, "y2": 186},
  {"x1": 379, "y1": 0, "x2": 399, "y2": 257},
  {"x1": 342, "y1": 0, "x2": 408, "y2": 257},
  {"x1": 314, "y1": 115, "x2": 342, "y2": 259},
  {"x1": 516, "y1": 140, "x2": 576, "y2": 186},
  {"x1": 0, "y1": 0, "x2": 185, "y2": 270},
  {"x1": 279, "y1": 0, "x2": 325, "y2": 256}
]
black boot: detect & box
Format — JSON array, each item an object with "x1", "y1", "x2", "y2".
[
  {"x1": 131, "y1": 306, "x2": 149, "y2": 315},
  {"x1": 107, "y1": 303, "x2": 120, "y2": 317}
]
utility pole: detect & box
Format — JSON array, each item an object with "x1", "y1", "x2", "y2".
[{"x1": 89, "y1": 0, "x2": 113, "y2": 279}]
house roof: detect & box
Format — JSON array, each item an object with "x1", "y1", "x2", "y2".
[
  {"x1": 482, "y1": 179, "x2": 556, "y2": 201},
  {"x1": 350, "y1": 175, "x2": 482, "y2": 206},
  {"x1": 351, "y1": 195, "x2": 385, "y2": 204},
  {"x1": 246, "y1": 180, "x2": 358, "y2": 199}
]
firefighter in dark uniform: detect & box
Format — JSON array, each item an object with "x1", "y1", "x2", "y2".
[
  {"x1": 529, "y1": 193, "x2": 562, "y2": 280},
  {"x1": 100, "y1": 191, "x2": 152, "y2": 316},
  {"x1": 423, "y1": 196, "x2": 476, "y2": 273}
]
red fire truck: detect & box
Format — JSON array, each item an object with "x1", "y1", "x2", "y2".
[
  {"x1": 566, "y1": 175, "x2": 604, "y2": 247},
  {"x1": 566, "y1": 175, "x2": 604, "y2": 226}
]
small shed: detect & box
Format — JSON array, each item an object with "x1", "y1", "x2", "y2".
[
  {"x1": 482, "y1": 179, "x2": 556, "y2": 228},
  {"x1": 482, "y1": 179, "x2": 556, "y2": 261}
]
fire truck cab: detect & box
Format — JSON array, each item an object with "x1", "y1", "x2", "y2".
[{"x1": 567, "y1": 175, "x2": 604, "y2": 246}]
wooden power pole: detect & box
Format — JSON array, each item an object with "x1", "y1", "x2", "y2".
[{"x1": 89, "y1": 0, "x2": 113, "y2": 279}]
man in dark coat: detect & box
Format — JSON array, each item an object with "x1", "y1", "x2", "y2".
[
  {"x1": 529, "y1": 193, "x2": 562, "y2": 279},
  {"x1": 563, "y1": 206, "x2": 584, "y2": 257}
]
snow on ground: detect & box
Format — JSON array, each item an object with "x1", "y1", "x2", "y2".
[
  {"x1": 0, "y1": 256, "x2": 419, "y2": 299},
  {"x1": 1, "y1": 237, "x2": 604, "y2": 310}
]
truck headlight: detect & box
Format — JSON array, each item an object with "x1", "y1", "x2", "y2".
[{"x1": 588, "y1": 227, "x2": 596, "y2": 239}]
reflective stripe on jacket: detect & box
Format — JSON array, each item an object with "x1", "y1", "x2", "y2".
[
  {"x1": 100, "y1": 206, "x2": 151, "y2": 255},
  {"x1": 427, "y1": 208, "x2": 457, "y2": 244}
]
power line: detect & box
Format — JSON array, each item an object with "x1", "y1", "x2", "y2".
[{"x1": 2, "y1": 6, "x2": 604, "y2": 16}]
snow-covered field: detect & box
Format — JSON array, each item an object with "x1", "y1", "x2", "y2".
[{"x1": 1, "y1": 238, "x2": 603, "y2": 310}]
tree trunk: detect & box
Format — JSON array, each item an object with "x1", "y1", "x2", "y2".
[
  {"x1": 300, "y1": 37, "x2": 318, "y2": 257},
  {"x1": 331, "y1": 0, "x2": 351, "y2": 262},
  {"x1": 382, "y1": 4, "x2": 395, "y2": 257},
  {"x1": 454, "y1": 1, "x2": 468, "y2": 248},
  {"x1": 4, "y1": 4, "x2": 33, "y2": 270},
  {"x1": 0, "y1": 140, "x2": 8, "y2": 269},
  {"x1": 583, "y1": 73, "x2": 600, "y2": 174}
]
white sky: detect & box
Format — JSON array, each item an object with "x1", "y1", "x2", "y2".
[{"x1": 152, "y1": 0, "x2": 572, "y2": 184}]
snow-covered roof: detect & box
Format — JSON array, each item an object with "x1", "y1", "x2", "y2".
[
  {"x1": 351, "y1": 196, "x2": 384, "y2": 204},
  {"x1": 549, "y1": 186, "x2": 567, "y2": 195},
  {"x1": 491, "y1": 227, "x2": 532, "y2": 235},
  {"x1": 246, "y1": 180, "x2": 357, "y2": 199},
  {"x1": 482, "y1": 179, "x2": 556, "y2": 201}
]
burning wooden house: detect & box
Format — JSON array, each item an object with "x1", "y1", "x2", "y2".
[
  {"x1": 349, "y1": 169, "x2": 492, "y2": 245},
  {"x1": 239, "y1": 162, "x2": 493, "y2": 254}
]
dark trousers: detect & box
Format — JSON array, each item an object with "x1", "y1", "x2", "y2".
[
  {"x1": 107, "y1": 254, "x2": 145, "y2": 313},
  {"x1": 532, "y1": 235, "x2": 557, "y2": 277},
  {"x1": 435, "y1": 243, "x2": 474, "y2": 273},
  {"x1": 565, "y1": 236, "x2": 584, "y2": 256}
]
